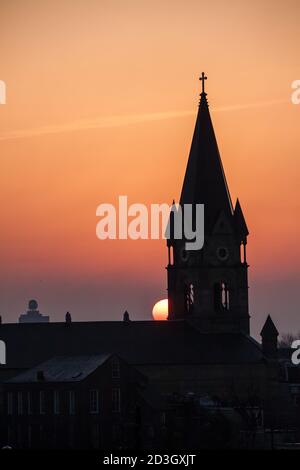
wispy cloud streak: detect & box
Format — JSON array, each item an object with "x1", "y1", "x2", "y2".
[{"x1": 0, "y1": 98, "x2": 288, "y2": 142}]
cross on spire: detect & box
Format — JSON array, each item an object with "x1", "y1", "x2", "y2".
[{"x1": 199, "y1": 72, "x2": 207, "y2": 94}]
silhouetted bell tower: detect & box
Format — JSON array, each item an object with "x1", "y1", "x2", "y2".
[{"x1": 167, "y1": 74, "x2": 250, "y2": 334}]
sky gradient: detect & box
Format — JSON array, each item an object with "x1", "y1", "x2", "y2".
[{"x1": 0, "y1": 0, "x2": 299, "y2": 338}]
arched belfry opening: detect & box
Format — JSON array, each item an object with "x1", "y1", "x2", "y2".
[
  {"x1": 221, "y1": 282, "x2": 229, "y2": 310},
  {"x1": 184, "y1": 283, "x2": 194, "y2": 314},
  {"x1": 214, "y1": 282, "x2": 229, "y2": 311}
]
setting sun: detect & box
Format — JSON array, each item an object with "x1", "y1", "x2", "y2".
[{"x1": 152, "y1": 299, "x2": 168, "y2": 321}]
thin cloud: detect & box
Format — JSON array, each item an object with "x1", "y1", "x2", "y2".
[
  {"x1": 214, "y1": 98, "x2": 288, "y2": 112},
  {"x1": 0, "y1": 98, "x2": 288, "y2": 142}
]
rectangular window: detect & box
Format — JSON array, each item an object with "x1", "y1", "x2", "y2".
[
  {"x1": 111, "y1": 358, "x2": 120, "y2": 379},
  {"x1": 39, "y1": 391, "x2": 46, "y2": 415},
  {"x1": 68, "y1": 391, "x2": 75, "y2": 415},
  {"x1": 91, "y1": 423, "x2": 100, "y2": 449},
  {"x1": 27, "y1": 392, "x2": 32, "y2": 415},
  {"x1": 112, "y1": 388, "x2": 121, "y2": 413},
  {"x1": 89, "y1": 389, "x2": 99, "y2": 414},
  {"x1": 28, "y1": 425, "x2": 32, "y2": 448},
  {"x1": 54, "y1": 391, "x2": 60, "y2": 415},
  {"x1": 17, "y1": 423, "x2": 22, "y2": 446},
  {"x1": 7, "y1": 392, "x2": 13, "y2": 415},
  {"x1": 17, "y1": 391, "x2": 23, "y2": 415},
  {"x1": 68, "y1": 423, "x2": 75, "y2": 448}
]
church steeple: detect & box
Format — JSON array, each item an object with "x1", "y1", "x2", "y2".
[
  {"x1": 180, "y1": 75, "x2": 233, "y2": 234},
  {"x1": 167, "y1": 75, "x2": 250, "y2": 334}
]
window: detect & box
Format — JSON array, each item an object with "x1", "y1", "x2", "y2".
[
  {"x1": 27, "y1": 392, "x2": 32, "y2": 415},
  {"x1": 68, "y1": 423, "x2": 75, "y2": 448},
  {"x1": 217, "y1": 246, "x2": 229, "y2": 261},
  {"x1": 39, "y1": 424, "x2": 44, "y2": 445},
  {"x1": 39, "y1": 391, "x2": 46, "y2": 415},
  {"x1": 168, "y1": 246, "x2": 174, "y2": 266},
  {"x1": 0, "y1": 339, "x2": 6, "y2": 365},
  {"x1": 68, "y1": 391, "x2": 75, "y2": 415},
  {"x1": 91, "y1": 423, "x2": 100, "y2": 449},
  {"x1": 240, "y1": 242, "x2": 247, "y2": 264},
  {"x1": 28, "y1": 425, "x2": 32, "y2": 448},
  {"x1": 54, "y1": 391, "x2": 60, "y2": 415},
  {"x1": 112, "y1": 388, "x2": 121, "y2": 413},
  {"x1": 111, "y1": 358, "x2": 120, "y2": 379},
  {"x1": 185, "y1": 283, "x2": 194, "y2": 313},
  {"x1": 7, "y1": 424, "x2": 11, "y2": 445},
  {"x1": 89, "y1": 390, "x2": 99, "y2": 414},
  {"x1": 221, "y1": 282, "x2": 229, "y2": 310},
  {"x1": 17, "y1": 423, "x2": 22, "y2": 447},
  {"x1": 112, "y1": 424, "x2": 121, "y2": 444},
  {"x1": 7, "y1": 392, "x2": 13, "y2": 415},
  {"x1": 214, "y1": 281, "x2": 229, "y2": 311},
  {"x1": 17, "y1": 392, "x2": 23, "y2": 415}
]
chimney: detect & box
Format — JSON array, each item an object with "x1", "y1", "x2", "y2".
[
  {"x1": 65, "y1": 311, "x2": 72, "y2": 325},
  {"x1": 260, "y1": 315, "x2": 279, "y2": 359}
]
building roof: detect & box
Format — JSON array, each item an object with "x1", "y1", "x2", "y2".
[
  {"x1": 0, "y1": 320, "x2": 265, "y2": 378},
  {"x1": 6, "y1": 354, "x2": 111, "y2": 383},
  {"x1": 260, "y1": 315, "x2": 279, "y2": 338}
]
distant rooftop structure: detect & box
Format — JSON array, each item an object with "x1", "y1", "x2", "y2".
[{"x1": 18, "y1": 299, "x2": 49, "y2": 324}]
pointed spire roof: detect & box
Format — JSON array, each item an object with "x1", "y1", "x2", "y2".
[
  {"x1": 260, "y1": 315, "x2": 279, "y2": 338},
  {"x1": 123, "y1": 310, "x2": 130, "y2": 322},
  {"x1": 180, "y1": 77, "x2": 233, "y2": 232},
  {"x1": 166, "y1": 200, "x2": 180, "y2": 246},
  {"x1": 234, "y1": 198, "x2": 249, "y2": 241}
]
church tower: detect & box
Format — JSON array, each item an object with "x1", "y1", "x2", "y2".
[{"x1": 167, "y1": 74, "x2": 250, "y2": 334}]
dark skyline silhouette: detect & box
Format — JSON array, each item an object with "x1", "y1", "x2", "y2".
[{"x1": 0, "y1": 0, "x2": 299, "y2": 341}]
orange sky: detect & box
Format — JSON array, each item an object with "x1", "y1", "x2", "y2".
[{"x1": 0, "y1": 0, "x2": 299, "y2": 338}]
